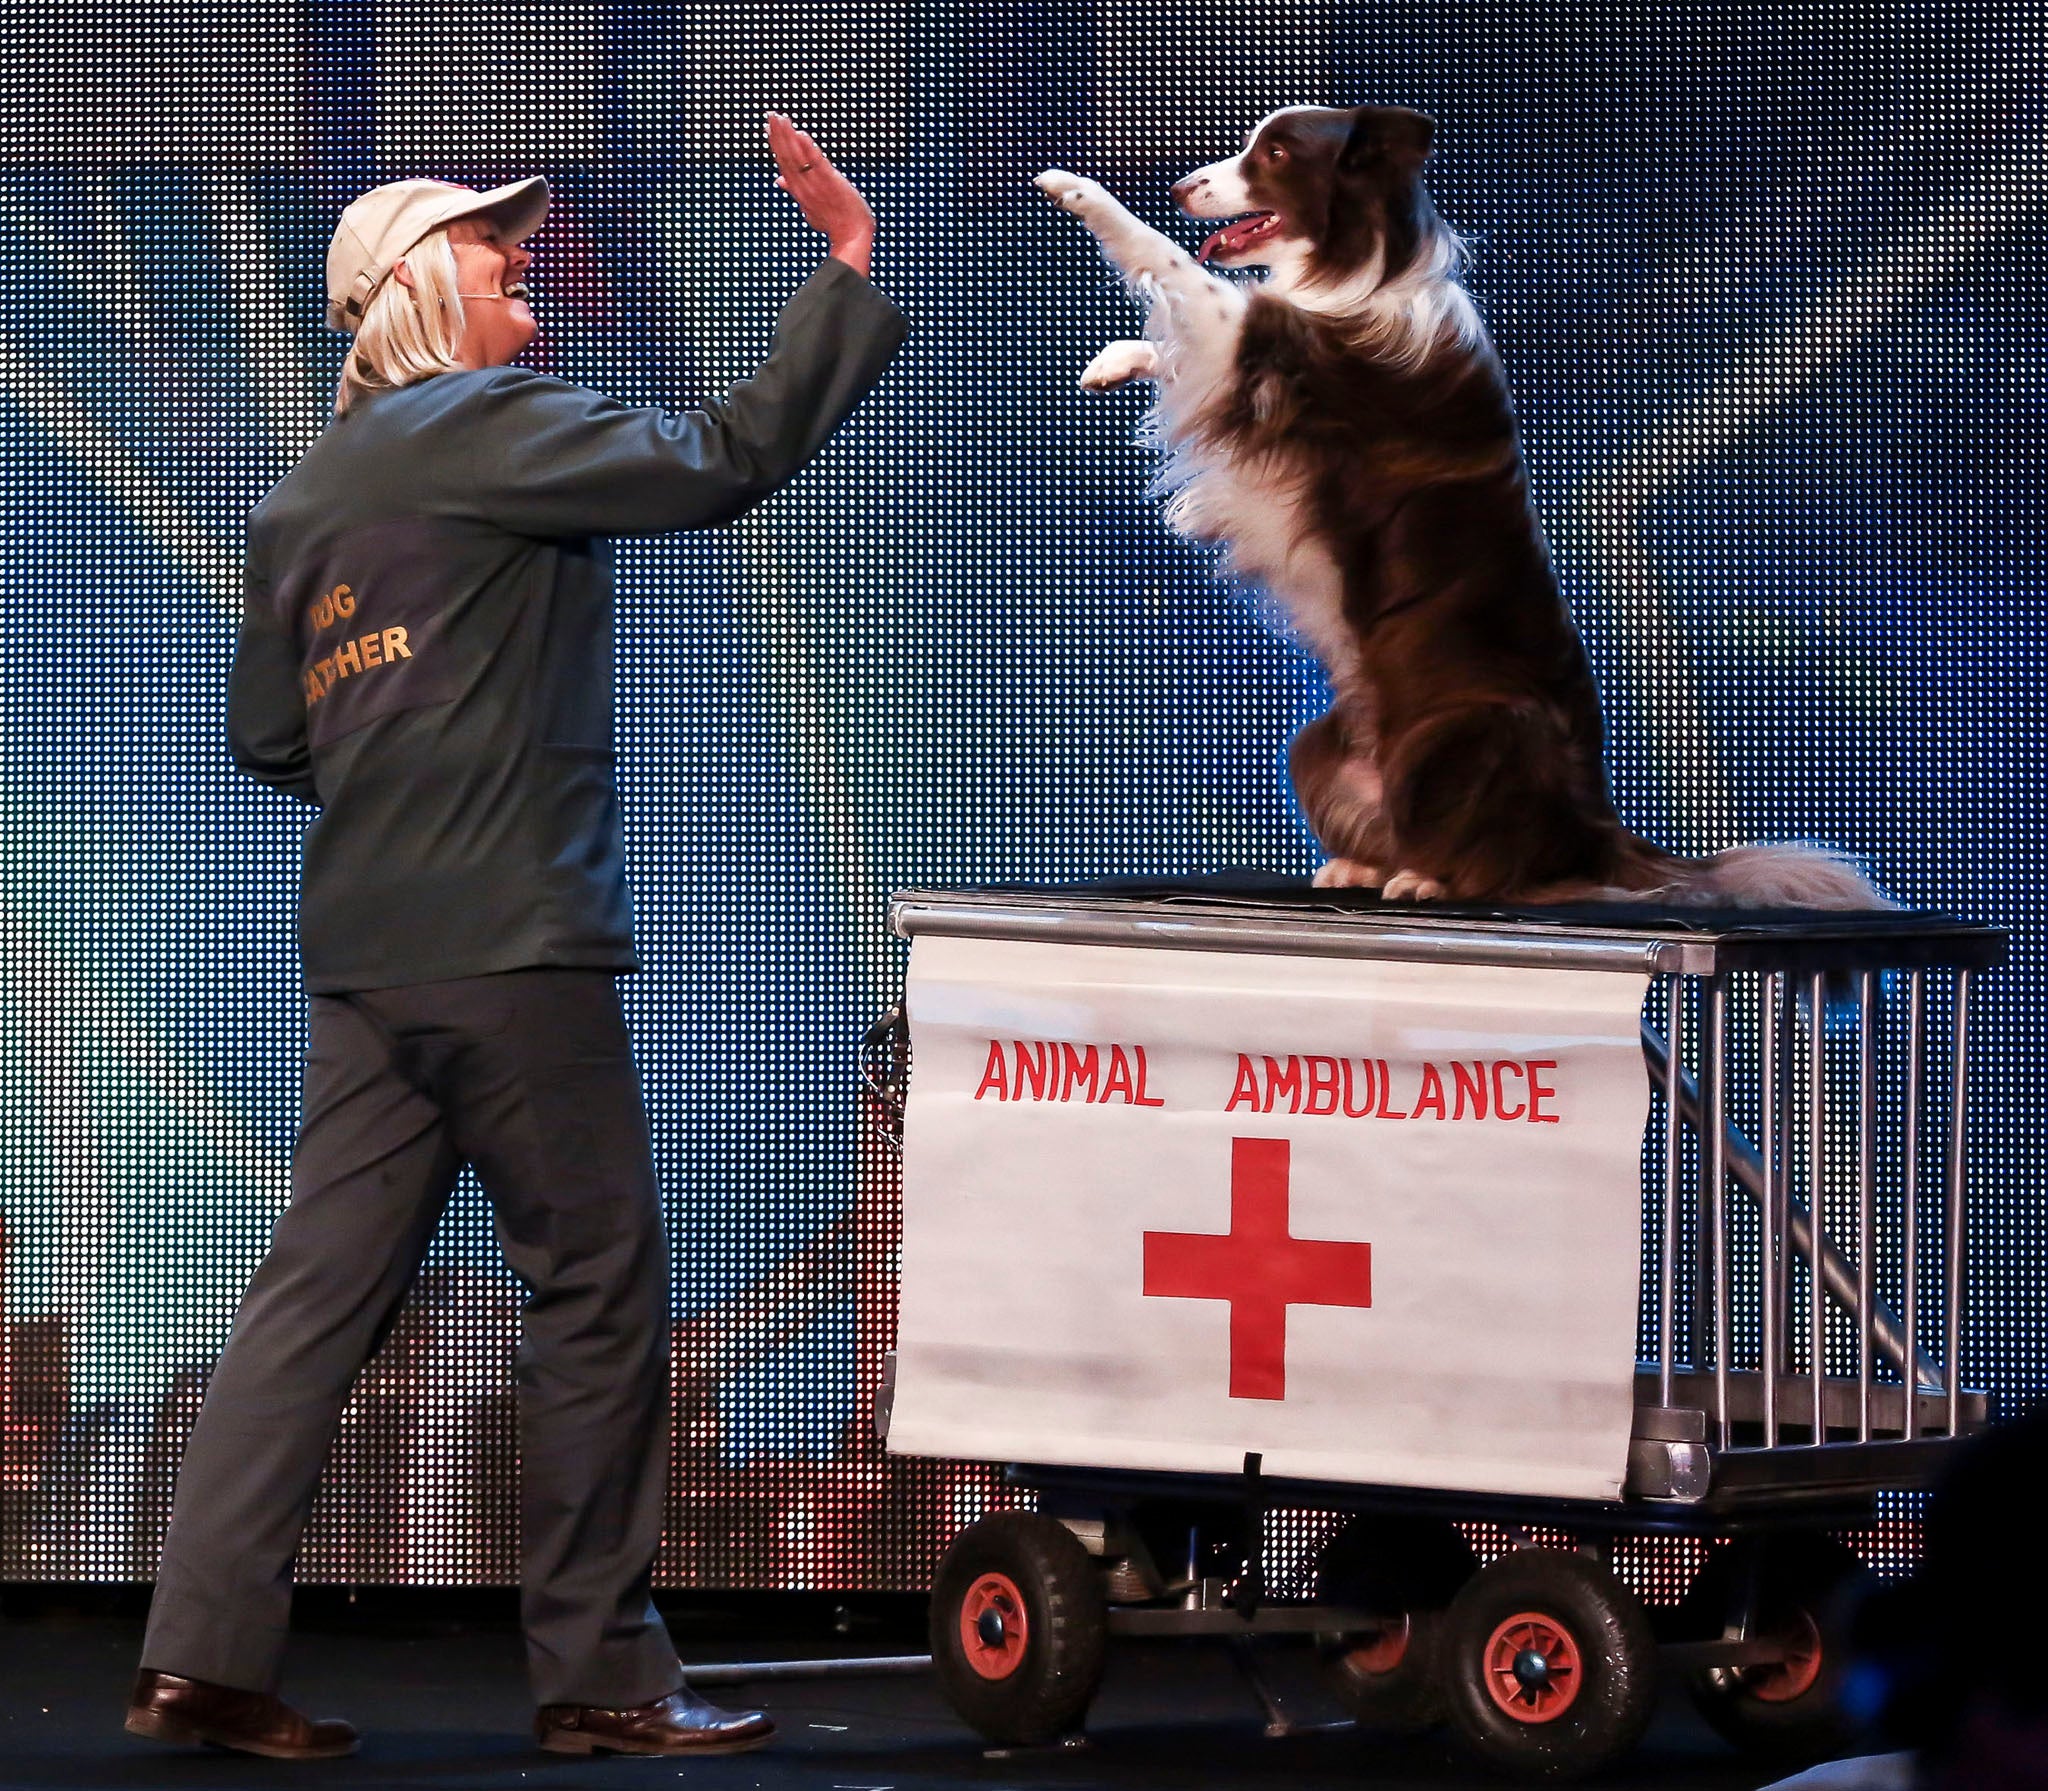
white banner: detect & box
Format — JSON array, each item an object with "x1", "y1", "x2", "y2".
[{"x1": 891, "y1": 934, "x2": 1652, "y2": 1502}]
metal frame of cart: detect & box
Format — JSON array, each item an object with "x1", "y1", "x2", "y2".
[{"x1": 866, "y1": 888, "x2": 2007, "y2": 1780}]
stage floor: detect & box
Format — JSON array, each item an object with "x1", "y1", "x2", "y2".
[{"x1": 0, "y1": 1591, "x2": 1838, "y2": 1790}]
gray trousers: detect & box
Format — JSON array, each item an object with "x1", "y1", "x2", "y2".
[{"x1": 141, "y1": 969, "x2": 682, "y2": 1709}]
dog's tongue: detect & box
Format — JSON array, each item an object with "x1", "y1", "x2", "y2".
[{"x1": 1197, "y1": 212, "x2": 1276, "y2": 263}]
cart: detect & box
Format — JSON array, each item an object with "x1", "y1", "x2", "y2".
[{"x1": 862, "y1": 882, "x2": 2005, "y2": 1780}]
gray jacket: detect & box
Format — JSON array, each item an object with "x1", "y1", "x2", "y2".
[{"x1": 227, "y1": 258, "x2": 908, "y2": 992}]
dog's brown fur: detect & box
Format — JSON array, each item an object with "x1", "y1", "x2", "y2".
[
  {"x1": 1223, "y1": 287, "x2": 1690, "y2": 899},
  {"x1": 1044, "y1": 107, "x2": 1881, "y2": 907}
]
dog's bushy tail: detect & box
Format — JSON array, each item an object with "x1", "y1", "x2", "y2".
[{"x1": 1598, "y1": 838, "x2": 1894, "y2": 911}]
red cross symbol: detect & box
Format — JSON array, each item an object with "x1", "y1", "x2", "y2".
[{"x1": 1142, "y1": 1137, "x2": 1373, "y2": 1401}]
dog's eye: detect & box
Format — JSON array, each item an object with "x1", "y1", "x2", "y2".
[{"x1": 1265, "y1": 144, "x2": 1288, "y2": 161}]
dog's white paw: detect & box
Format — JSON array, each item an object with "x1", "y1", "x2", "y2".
[
  {"x1": 1313, "y1": 858, "x2": 1385, "y2": 890},
  {"x1": 1381, "y1": 869, "x2": 1448, "y2": 902},
  {"x1": 1080, "y1": 340, "x2": 1159, "y2": 390},
  {"x1": 1034, "y1": 168, "x2": 1106, "y2": 212}
]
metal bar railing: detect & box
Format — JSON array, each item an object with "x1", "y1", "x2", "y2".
[
  {"x1": 1904, "y1": 972, "x2": 1924, "y2": 1440},
  {"x1": 1857, "y1": 971, "x2": 1877, "y2": 1442},
  {"x1": 1640, "y1": 1020, "x2": 1942, "y2": 1394},
  {"x1": 1550, "y1": 940, "x2": 1982, "y2": 1456},
  {"x1": 1708, "y1": 977, "x2": 1731, "y2": 1450},
  {"x1": 1947, "y1": 970, "x2": 1971, "y2": 1437},
  {"x1": 1808, "y1": 971, "x2": 1828, "y2": 1442},
  {"x1": 1773, "y1": 975, "x2": 1794, "y2": 1377},
  {"x1": 1760, "y1": 973, "x2": 1781, "y2": 1447},
  {"x1": 1658, "y1": 977, "x2": 1682, "y2": 1412}
]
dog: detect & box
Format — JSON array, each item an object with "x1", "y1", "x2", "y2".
[{"x1": 1035, "y1": 107, "x2": 1886, "y2": 908}]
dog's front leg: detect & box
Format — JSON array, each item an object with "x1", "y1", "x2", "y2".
[
  {"x1": 1290, "y1": 710, "x2": 1398, "y2": 893},
  {"x1": 1035, "y1": 169, "x2": 1192, "y2": 289},
  {"x1": 1036, "y1": 170, "x2": 1245, "y2": 392}
]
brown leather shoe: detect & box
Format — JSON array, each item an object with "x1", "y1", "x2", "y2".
[
  {"x1": 125, "y1": 1670, "x2": 360, "y2": 1760},
  {"x1": 535, "y1": 1682, "x2": 774, "y2": 1756}
]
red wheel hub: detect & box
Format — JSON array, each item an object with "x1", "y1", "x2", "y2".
[
  {"x1": 1482, "y1": 1610, "x2": 1584, "y2": 1723},
  {"x1": 1748, "y1": 1608, "x2": 1824, "y2": 1703},
  {"x1": 959, "y1": 1571, "x2": 1030, "y2": 1680}
]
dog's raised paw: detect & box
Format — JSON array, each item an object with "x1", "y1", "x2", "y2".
[
  {"x1": 1034, "y1": 168, "x2": 1102, "y2": 211},
  {"x1": 1312, "y1": 859, "x2": 1385, "y2": 890},
  {"x1": 1080, "y1": 340, "x2": 1160, "y2": 390}
]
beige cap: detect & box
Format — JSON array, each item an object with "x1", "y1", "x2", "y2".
[{"x1": 325, "y1": 176, "x2": 550, "y2": 332}]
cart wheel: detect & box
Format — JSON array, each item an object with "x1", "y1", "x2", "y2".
[
  {"x1": 1683, "y1": 1533, "x2": 1872, "y2": 1765},
  {"x1": 1312, "y1": 1514, "x2": 1477, "y2": 1733},
  {"x1": 1441, "y1": 1548, "x2": 1658, "y2": 1780},
  {"x1": 930, "y1": 1512, "x2": 1107, "y2": 1746}
]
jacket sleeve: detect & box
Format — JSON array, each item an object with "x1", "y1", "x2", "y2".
[
  {"x1": 462, "y1": 259, "x2": 909, "y2": 539},
  {"x1": 226, "y1": 565, "x2": 320, "y2": 805}
]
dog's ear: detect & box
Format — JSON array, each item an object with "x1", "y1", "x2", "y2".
[{"x1": 1338, "y1": 106, "x2": 1435, "y2": 172}]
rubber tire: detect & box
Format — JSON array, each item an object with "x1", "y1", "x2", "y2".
[
  {"x1": 1441, "y1": 1548, "x2": 1659, "y2": 1781},
  {"x1": 1313, "y1": 1515, "x2": 1477, "y2": 1734},
  {"x1": 929, "y1": 1512, "x2": 1108, "y2": 1746},
  {"x1": 1682, "y1": 1533, "x2": 1872, "y2": 1767}
]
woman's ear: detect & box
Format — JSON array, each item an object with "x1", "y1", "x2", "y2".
[{"x1": 392, "y1": 257, "x2": 415, "y2": 292}]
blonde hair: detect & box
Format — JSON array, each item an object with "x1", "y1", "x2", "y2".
[{"x1": 335, "y1": 226, "x2": 468, "y2": 415}]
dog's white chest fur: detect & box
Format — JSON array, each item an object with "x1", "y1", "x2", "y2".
[{"x1": 1147, "y1": 342, "x2": 1361, "y2": 691}]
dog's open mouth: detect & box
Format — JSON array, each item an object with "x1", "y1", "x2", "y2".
[{"x1": 1197, "y1": 212, "x2": 1282, "y2": 263}]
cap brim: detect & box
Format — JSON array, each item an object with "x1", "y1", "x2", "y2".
[{"x1": 462, "y1": 176, "x2": 550, "y2": 247}]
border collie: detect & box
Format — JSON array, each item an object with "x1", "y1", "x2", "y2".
[{"x1": 1036, "y1": 107, "x2": 1884, "y2": 907}]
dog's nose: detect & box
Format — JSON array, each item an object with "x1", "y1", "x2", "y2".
[{"x1": 1171, "y1": 175, "x2": 1203, "y2": 205}]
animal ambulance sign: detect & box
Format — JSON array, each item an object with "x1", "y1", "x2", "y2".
[{"x1": 891, "y1": 935, "x2": 1651, "y2": 1501}]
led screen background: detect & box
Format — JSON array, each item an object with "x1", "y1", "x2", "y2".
[{"x1": 0, "y1": 0, "x2": 2040, "y2": 1586}]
